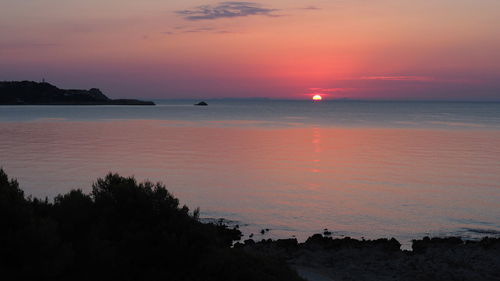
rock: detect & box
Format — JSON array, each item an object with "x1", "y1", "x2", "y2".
[
  {"x1": 276, "y1": 238, "x2": 298, "y2": 249},
  {"x1": 412, "y1": 237, "x2": 464, "y2": 253},
  {"x1": 241, "y1": 235, "x2": 500, "y2": 281},
  {"x1": 194, "y1": 101, "x2": 208, "y2": 106},
  {"x1": 244, "y1": 239, "x2": 255, "y2": 246}
]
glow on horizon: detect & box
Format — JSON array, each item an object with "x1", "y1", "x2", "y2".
[
  {"x1": 312, "y1": 94, "x2": 323, "y2": 101},
  {"x1": 1, "y1": 0, "x2": 500, "y2": 100}
]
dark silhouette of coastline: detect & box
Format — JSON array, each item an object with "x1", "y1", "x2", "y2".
[
  {"x1": 1, "y1": 169, "x2": 498, "y2": 281},
  {"x1": 0, "y1": 81, "x2": 155, "y2": 105}
]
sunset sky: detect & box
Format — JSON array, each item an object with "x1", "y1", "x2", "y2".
[{"x1": 1, "y1": 0, "x2": 500, "y2": 100}]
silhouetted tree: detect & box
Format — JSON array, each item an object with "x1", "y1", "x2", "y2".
[{"x1": 0, "y1": 169, "x2": 303, "y2": 281}]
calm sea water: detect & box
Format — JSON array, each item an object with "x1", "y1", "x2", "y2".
[{"x1": 1, "y1": 100, "x2": 499, "y2": 247}]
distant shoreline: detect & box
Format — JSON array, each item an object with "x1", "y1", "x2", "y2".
[
  {"x1": 0, "y1": 102, "x2": 155, "y2": 106},
  {"x1": 0, "y1": 81, "x2": 155, "y2": 106}
]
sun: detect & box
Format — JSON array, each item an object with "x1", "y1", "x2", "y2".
[{"x1": 312, "y1": 94, "x2": 323, "y2": 101}]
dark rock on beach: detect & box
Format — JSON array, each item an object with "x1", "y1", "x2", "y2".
[
  {"x1": 0, "y1": 81, "x2": 155, "y2": 105},
  {"x1": 241, "y1": 235, "x2": 500, "y2": 281}
]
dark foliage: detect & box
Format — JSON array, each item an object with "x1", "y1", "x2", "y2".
[{"x1": 0, "y1": 169, "x2": 303, "y2": 281}]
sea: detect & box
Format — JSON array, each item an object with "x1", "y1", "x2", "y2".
[{"x1": 1, "y1": 100, "x2": 499, "y2": 248}]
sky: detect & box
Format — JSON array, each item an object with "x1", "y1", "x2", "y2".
[{"x1": 1, "y1": 0, "x2": 500, "y2": 100}]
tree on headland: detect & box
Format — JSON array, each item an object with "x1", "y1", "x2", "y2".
[{"x1": 0, "y1": 169, "x2": 303, "y2": 281}]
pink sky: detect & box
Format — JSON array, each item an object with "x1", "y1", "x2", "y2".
[{"x1": 1, "y1": 0, "x2": 500, "y2": 100}]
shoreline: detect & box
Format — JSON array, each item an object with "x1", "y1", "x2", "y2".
[
  {"x1": 0, "y1": 81, "x2": 155, "y2": 105},
  {"x1": 238, "y1": 235, "x2": 500, "y2": 281},
  {"x1": 1, "y1": 169, "x2": 499, "y2": 280}
]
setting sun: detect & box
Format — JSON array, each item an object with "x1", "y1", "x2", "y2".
[{"x1": 312, "y1": 94, "x2": 323, "y2": 101}]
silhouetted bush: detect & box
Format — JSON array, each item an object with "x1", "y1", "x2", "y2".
[{"x1": 0, "y1": 169, "x2": 303, "y2": 281}]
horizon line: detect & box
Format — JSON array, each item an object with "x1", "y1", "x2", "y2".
[{"x1": 144, "y1": 97, "x2": 500, "y2": 103}]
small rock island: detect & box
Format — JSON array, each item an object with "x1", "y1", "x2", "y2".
[
  {"x1": 0, "y1": 81, "x2": 155, "y2": 105},
  {"x1": 194, "y1": 101, "x2": 208, "y2": 106}
]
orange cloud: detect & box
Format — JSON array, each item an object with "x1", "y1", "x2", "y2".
[{"x1": 360, "y1": 76, "x2": 436, "y2": 82}]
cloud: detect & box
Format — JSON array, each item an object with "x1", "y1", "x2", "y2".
[
  {"x1": 309, "y1": 87, "x2": 351, "y2": 92},
  {"x1": 0, "y1": 41, "x2": 59, "y2": 50},
  {"x1": 305, "y1": 87, "x2": 355, "y2": 97},
  {"x1": 300, "y1": 6, "x2": 321, "y2": 10},
  {"x1": 176, "y1": 2, "x2": 279, "y2": 21},
  {"x1": 358, "y1": 75, "x2": 483, "y2": 86},
  {"x1": 183, "y1": 27, "x2": 217, "y2": 33},
  {"x1": 162, "y1": 27, "x2": 234, "y2": 35},
  {"x1": 360, "y1": 76, "x2": 436, "y2": 82}
]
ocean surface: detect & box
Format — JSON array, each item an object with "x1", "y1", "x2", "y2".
[{"x1": 1, "y1": 100, "x2": 499, "y2": 247}]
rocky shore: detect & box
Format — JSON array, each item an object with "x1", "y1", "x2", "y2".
[
  {"x1": 1, "y1": 168, "x2": 498, "y2": 281},
  {"x1": 237, "y1": 235, "x2": 500, "y2": 281}
]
